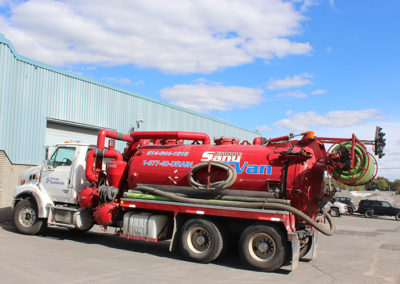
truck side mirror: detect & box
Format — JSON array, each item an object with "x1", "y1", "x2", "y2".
[
  {"x1": 45, "y1": 146, "x2": 49, "y2": 161},
  {"x1": 44, "y1": 159, "x2": 54, "y2": 171}
]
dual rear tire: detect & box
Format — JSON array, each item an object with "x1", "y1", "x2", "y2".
[
  {"x1": 179, "y1": 218, "x2": 287, "y2": 272},
  {"x1": 179, "y1": 218, "x2": 224, "y2": 263},
  {"x1": 239, "y1": 225, "x2": 287, "y2": 271}
]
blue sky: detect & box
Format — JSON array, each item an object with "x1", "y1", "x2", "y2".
[{"x1": 0, "y1": 0, "x2": 399, "y2": 180}]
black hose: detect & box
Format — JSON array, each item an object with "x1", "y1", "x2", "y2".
[
  {"x1": 139, "y1": 184, "x2": 279, "y2": 199},
  {"x1": 98, "y1": 185, "x2": 119, "y2": 203},
  {"x1": 131, "y1": 187, "x2": 290, "y2": 204},
  {"x1": 135, "y1": 185, "x2": 335, "y2": 236},
  {"x1": 188, "y1": 161, "x2": 237, "y2": 191},
  {"x1": 215, "y1": 195, "x2": 290, "y2": 204}
]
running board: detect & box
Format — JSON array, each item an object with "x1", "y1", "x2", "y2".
[
  {"x1": 47, "y1": 205, "x2": 78, "y2": 229},
  {"x1": 47, "y1": 221, "x2": 75, "y2": 229}
]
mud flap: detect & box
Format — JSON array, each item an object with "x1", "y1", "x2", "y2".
[
  {"x1": 302, "y1": 231, "x2": 318, "y2": 261},
  {"x1": 288, "y1": 232, "x2": 300, "y2": 272},
  {"x1": 310, "y1": 231, "x2": 318, "y2": 260},
  {"x1": 169, "y1": 215, "x2": 184, "y2": 252},
  {"x1": 169, "y1": 216, "x2": 178, "y2": 252}
]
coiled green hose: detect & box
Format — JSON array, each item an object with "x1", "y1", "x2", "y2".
[{"x1": 331, "y1": 141, "x2": 375, "y2": 186}]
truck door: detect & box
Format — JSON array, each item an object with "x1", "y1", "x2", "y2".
[{"x1": 41, "y1": 146, "x2": 76, "y2": 203}]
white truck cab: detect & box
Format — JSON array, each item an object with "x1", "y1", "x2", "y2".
[{"x1": 12, "y1": 142, "x2": 95, "y2": 234}]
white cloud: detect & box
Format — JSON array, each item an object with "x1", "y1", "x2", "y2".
[
  {"x1": 299, "y1": 0, "x2": 319, "y2": 12},
  {"x1": 276, "y1": 90, "x2": 308, "y2": 98},
  {"x1": 267, "y1": 73, "x2": 313, "y2": 90},
  {"x1": 274, "y1": 109, "x2": 381, "y2": 131},
  {"x1": 0, "y1": 0, "x2": 311, "y2": 74},
  {"x1": 160, "y1": 83, "x2": 263, "y2": 113},
  {"x1": 311, "y1": 89, "x2": 326, "y2": 95},
  {"x1": 256, "y1": 125, "x2": 273, "y2": 133}
]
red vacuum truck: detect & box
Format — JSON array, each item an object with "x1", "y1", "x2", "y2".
[{"x1": 12, "y1": 127, "x2": 385, "y2": 272}]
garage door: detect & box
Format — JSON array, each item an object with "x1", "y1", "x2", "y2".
[{"x1": 46, "y1": 121, "x2": 100, "y2": 146}]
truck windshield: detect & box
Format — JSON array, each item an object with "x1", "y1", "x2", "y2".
[{"x1": 49, "y1": 147, "x2": 76, "y2": 168}]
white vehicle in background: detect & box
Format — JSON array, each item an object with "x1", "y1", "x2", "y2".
[{"x1": 328, "y1": 200, "x2": 348, "y2": 217}]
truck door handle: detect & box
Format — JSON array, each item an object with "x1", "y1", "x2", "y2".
[{"x1": 62, "y1": 189, "x2": 69, "y2": 193}]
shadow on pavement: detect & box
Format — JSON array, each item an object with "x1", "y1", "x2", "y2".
[{"x1": 0, "y1": 222, "x2": 291, "y2": 275}]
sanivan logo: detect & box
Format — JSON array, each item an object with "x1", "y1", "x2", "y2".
[
  {"x1": 200, "y1": 151, "x2": 272, "y2": 175},
  {"x1": 200, "y1": 151, "x2": 242, "y2": 162}
]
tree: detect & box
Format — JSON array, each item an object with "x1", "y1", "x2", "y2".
[
  {"x1": 365, "y1": 177, "x2": 390, "y2": 191},
  {"x1": 389, "y1": 179, "x2": 400, "y2": 194}
]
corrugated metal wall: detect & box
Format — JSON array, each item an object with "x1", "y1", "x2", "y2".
[
  {"x1": 0, "y1": 35, "x2": 258, "y2": 165},
  {"x1": 0, "y1": 151, "x2": 33, "y2": 219}
]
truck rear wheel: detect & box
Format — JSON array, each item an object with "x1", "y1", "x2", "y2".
[
  {"x1": 179, "y1": 218, "x2": 223, "y2": 263},
  {"x1": 239, "y1": 224, "x2": 287, "y2": 272},
  {"x1": 395, "y1": 212, "x2": 400, "y2": 221},
  {"x1": 13, "y1": 199, "x2": 46, "y2": 235}
]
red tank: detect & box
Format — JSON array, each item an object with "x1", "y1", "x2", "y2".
[
  {"x1": 126, "y1": 134, "x2": 326, "y2": 218},
  {"x1": 84, "y1": 129, "x2": 380, "y2": 222}
]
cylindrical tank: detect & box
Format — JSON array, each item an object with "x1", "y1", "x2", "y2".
[
  {"x1": 128, "y1": 144, "x2": 280, "y2": 190},
  {"x1": 126, "y1": 137, "x2": 328, "y2": 218},
  {"x1": 130, "y1": 142, "x2": 318, "y2": 186}
]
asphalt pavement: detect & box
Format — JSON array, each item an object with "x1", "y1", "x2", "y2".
[{"x1": 1, "y1": 214, "x2": 399, "y2": 284}]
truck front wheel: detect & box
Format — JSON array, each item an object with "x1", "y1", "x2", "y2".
[
  {"x1": 179, "y1": 218, "x2": 223, "y2": 263},
  {"x1": 13, "y1": 199, "x2": 46, "y2": 235},
  {"x1": 239, "y1": 224, "x2": 287, "y2": 272}
]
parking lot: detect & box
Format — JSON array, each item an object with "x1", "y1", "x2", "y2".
[{"x1": 0, "y1": 214, "x2": 399, "y2": 284}]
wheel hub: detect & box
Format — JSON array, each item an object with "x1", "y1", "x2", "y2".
[
  {"x1": 196, "y1": 235, "x2": 206, "y2": 246},
  {"x1": 258, "y1": 241, "x2": 269, "y2": 253},
  {"x1": 249, "y1": 233, "x2": 276, "y2": 262},
  {"x1": 187, "y1": 226, "x2": 210, "y2": 254},
  {"x1": 20, "y1": 207, "x2": 36, "y2": 227}
]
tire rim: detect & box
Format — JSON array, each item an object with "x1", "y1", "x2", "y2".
[
  {"x1": 187, "y1": 226, "x2": 210, "y2": 254},
  {"x1": 248, "y1": 233, "x2": 276, "y2": 262},
  {"x1": 19, "y1": 206, "x2": 36, "y2": 227}
]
